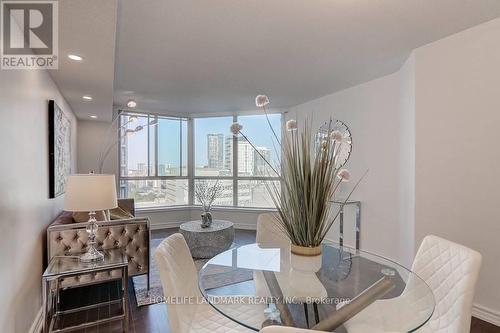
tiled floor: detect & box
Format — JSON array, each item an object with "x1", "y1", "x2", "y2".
[{"x1": 65, "y1": 228, "x2": 499, "y2": 333}]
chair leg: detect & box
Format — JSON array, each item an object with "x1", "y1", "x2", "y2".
[
  {"x1": 303, "y1": 303, "x2": 310, "y2": 328},
  {"x1": 313, "y1": 302, "x2": 320, "y2": 324},
  {"x1": 147, "y1": 271, "x2": 151, "y2": 294}
]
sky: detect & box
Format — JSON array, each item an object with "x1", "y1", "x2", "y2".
[{"x1": 125, "y1": 114, "x2": 282, "y2": 171}]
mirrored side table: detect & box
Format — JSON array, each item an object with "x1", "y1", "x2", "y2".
[
  {"x1": 42, "y1": 249, "x2": 129, "y2": 333},
  {"x1": 332, "y1": 199, "x2": 361, "y2": 249}
]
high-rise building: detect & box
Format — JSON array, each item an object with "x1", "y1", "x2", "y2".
[
  {"x1": 238, "y1": 139, "x2": 254, "y2": 176},
  {"x1": 224, "y1": 137, "x2": 261, "y2": 176},
  {"x1": 119, "y1": 132, "x2": 129, "y2": 198},
  {"x1": 254, "y1": 147, "x2": 271, "y2": 176},
  {"x1": 158, "y1": 164, "x2": 166, "y2": 176},
  {"x1": 137, "y1": 163, "x2": 147, "y2": 176},
  {"x1": 207, "y1": 133, "x2": 224, "y2": 169},
  {"x1": 224, "y1": 136, "x2": 233, "y2": 171}
]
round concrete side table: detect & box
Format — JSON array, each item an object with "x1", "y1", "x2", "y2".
[{"x1": 179, "y1": 220, "x2": 234, "y2": 259}]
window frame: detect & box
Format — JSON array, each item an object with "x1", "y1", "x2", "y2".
[{"x1": 118, "y1": 110, "x2": 283, "y2": 209}]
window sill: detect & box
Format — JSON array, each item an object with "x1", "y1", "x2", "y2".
[{"x1": 136, "y1": 205, "x2": 277, "y2": 214}]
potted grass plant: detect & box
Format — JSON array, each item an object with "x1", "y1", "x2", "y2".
[{"x1": 230, "y1": 95, "x2": 362, "y2": 257}]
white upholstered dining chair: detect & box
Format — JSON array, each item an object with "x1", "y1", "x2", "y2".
[
  {"x1": 155, "y1": 233, "x2": 265, "y2": 333},
  {"x1": 256, "y1": 213, "x2": 290, "y2": 246},
  {"x1": 343, "y1": 235, "x2": 482, "y2": 333}
]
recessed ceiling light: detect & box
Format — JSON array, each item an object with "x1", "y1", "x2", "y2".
[
  {"x1": 89, "y1": 115, "x2": 97, "y2": 119},
  {"x1": 82, "y1": 95, "x2": 93, "y2": 101},
  {"x1": 127, "y1": 99, "x2": 137, "y2": 108},
  {"x1": 68, "y1": 54, "x2": 83, "y2": 61}
]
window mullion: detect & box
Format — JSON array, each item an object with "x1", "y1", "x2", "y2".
[
  {"x1": 147, "y1": 115, "x2": 151, "y2": 176},
  {"x1": 179, "y1": 119, "x2": 182, "y2": 177},
  {"x1": 232, "y1": 115, "x2": 238, "y2": 206},
  {"x1": 188, "y1": 118, "x2": 195, "y2": 205},
  {"x1": 155, "y1": 116, "x2": 159, "y2": 177},
  {"x1": 118, "y1": 114, "x2": 123, "y2": 197}
]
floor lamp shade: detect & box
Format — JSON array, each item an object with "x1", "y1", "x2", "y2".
[{"x1": 64, "y1": 174, "x2": 118, "y2": 212}]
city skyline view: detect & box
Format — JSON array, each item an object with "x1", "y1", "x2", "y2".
[
  {"x1": 119, "y1": 113, "x2": 282, "y2": 208},
  {"x1": 194, "y1": 114, "x2": 281, "y2": 170},
  {"x1": 124, "y1": 114, "x2": 281, "y2": 175}
]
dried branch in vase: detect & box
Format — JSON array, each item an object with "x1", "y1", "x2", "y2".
[{"x1": 194, "y1": 180, "x2": 224, "y2": 213}]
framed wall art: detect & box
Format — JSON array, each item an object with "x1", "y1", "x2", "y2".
[{"x1": 48, "y1": 100, "x2": 72, "y2": 198}]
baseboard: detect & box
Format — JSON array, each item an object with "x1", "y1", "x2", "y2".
[
  {"x1": 151, "y1": 221, "x2": 256, "y2": 231},
  {"x1": 150, "y1": 221, "x2": 183, "y2": 230},
  {"x1": 233, "y1": 223, "x2": 257, "y2": 230},
  {"x1": 473, "y1": 303, "x2": 500, "y2": 326},
  {"x1": 29, "y1": 306, "x2": 43, "y2": 333}
]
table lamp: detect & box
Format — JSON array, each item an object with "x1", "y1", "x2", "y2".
[{"x1": 64, "y1": 174, "x2": 118, "y2": 262}]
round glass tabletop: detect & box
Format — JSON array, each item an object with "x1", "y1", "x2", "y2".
[{"x1": 199, "y1": 242, "x2": 435, "y2": 332}]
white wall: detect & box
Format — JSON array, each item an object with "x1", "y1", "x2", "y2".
[
  {"x1": 289, "y1": 68, "x2": 414, "y2": 265},
  {"x1": 77, "y1": 119, "x2": 118, "y2": 174},
  {"x1": 398, "y1": 54, "x2": 416, "y2": 264},
  {"x1": 414, "y1": 18, "x2": 500, "y2": 321},
  {"x1": 0, "y1": 70, "x2": 77, "y2": 332},
  {"x1": 289, "y1": 17, "x2": 500, "y2": 323}
]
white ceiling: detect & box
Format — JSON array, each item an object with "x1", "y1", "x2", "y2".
[
  {"x1": 113, "y1": 0, "x2": 500, "y2": 114},
  {"x1": 49, "y1": 0, "x2": 117, "y2": 121},
  {"x1": 52, "y1": 1, "x2": 500, "y2": 118}
]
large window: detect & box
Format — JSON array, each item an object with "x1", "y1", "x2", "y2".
[
  {"x1": 119, "y1": 112, "x2": 282, "y2": 209},
  {"x1": 119, "y1": 113, "x2": 189, "y2": 208}
]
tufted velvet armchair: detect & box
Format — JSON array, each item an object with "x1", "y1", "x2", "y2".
[{"x1": 46, "y1": 199, "x2": 150, "y2": 289}]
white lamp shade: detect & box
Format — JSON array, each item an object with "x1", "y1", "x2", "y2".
[{"x1": 64, "y1": 174, "x2": 118, "y2": 212}]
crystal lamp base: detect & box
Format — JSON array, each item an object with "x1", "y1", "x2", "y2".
[
  {"x1": 80, "y1": 246, "x2": 105, "y2": 262},
  {"x1": 80, "y1": 211, "x2": 105, "y2": 262}
]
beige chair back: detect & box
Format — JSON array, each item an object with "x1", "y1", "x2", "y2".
[
  {"x1": 155, "y1": 233, "x2": 201, "y2": 333},
  {"x1": 256, "y1": 213, "x2": 290, "y2": 247}
]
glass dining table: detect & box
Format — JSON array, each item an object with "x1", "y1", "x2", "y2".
[{"x1": 198, "y1": 242, "x2": 435, "y2": 332}]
